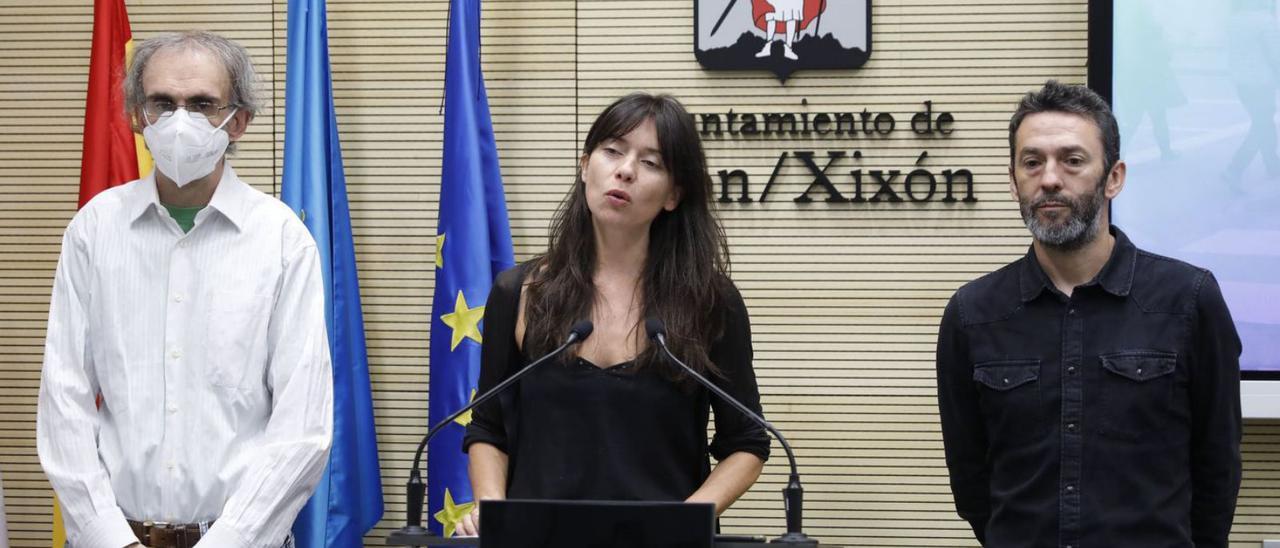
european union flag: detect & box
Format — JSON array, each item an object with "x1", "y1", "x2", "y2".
[
  {"x1": 428, "y1": 0, "x2": 515, "y2": 537},
  {"x1": 282, "y1": 0, "x2": 384, "y2": 545}
]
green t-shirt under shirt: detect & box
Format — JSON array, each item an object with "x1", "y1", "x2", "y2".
[{"x1": 162, "y1": 203, "x2": 203, "y2": 234}]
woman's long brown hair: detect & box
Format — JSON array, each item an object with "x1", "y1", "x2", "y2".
[{"x1": 523, "y1": 92, "x2": 733, "y2": 379}]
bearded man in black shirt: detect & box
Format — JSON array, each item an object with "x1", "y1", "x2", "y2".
[{"x1": 935, "y1": 80, "x2": 1243, "y2": 548}]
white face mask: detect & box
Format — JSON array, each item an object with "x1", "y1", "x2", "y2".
[{"x1": 142, "y1": 108, "x2": 236, "y2": 187}]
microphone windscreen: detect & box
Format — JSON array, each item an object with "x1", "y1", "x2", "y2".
[
  {"x1": 644, "y1": 317, "x2": 666, "y2": 340},
  {"x1": 569, "y1": 320, "x2": 594, "y2": 342}
]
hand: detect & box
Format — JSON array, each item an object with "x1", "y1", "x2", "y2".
[{"x1": 458, "y1": 505, "x2": 481, "y2": 537}]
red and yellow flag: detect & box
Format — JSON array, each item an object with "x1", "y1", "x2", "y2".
[
  {"x1": 54, "y1": 0, "x2": 151, "y2": 545},
  {"x1": 78, "y1": 0, "x2": 151, "y2": 208}
]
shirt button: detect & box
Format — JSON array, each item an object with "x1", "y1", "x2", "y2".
[
  {"x1": 1002, "y1": 377, "x2": 1010, "y2": 385},
  {"x1": 1067, "y1": 365, "x2": 1077, "y2": 375},
  {"x1": 167, "y1": 404, "x2": 178, "y2": 414},
  {"x1": 1066, "y1": 422, "x2": 1077, "y2": 432},
  {"x1": 179, "y1": 240, "x2": 190, "y2": 248},
  {"x1": 1067, "y1": 308, "x2": 1075, "y2": 315},
  {"x1": 174, "y1": 293, "x2": 185, "y2": 303},
  {"x1": 170, "y1": 349, "x2": 182, "y2": 359},
  {"x1": 1136, "y1": 367, "x2": 1144, "y2": 376},
  {"x1": 1065, "y1": 484, "x2": 1076, "y2": 493}
]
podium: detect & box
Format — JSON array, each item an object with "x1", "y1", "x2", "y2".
[{"x1": 386, "y1": 499, "x2": 772, "y2": 547}]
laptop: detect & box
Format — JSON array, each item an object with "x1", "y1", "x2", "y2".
[{"x1": 478, "y1": 499, "x2": 715, "y2": 548}]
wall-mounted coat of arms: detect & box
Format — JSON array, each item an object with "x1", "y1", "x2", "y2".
[{"x1": 695, "y1": 0, "x2": 871, "y2": 81}]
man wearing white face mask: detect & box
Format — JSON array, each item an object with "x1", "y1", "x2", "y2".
[{"x1": 37, "y1": 31, "x2": 333, "y2": 548}]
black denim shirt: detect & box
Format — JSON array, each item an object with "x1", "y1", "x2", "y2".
[{"x1": 936, "y1": 227, "x2": 1242, "y2": 548}]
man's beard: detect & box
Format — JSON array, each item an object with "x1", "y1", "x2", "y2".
[{"x1": 1017, "y1": 174, "x2": 1107, "y2": 251}]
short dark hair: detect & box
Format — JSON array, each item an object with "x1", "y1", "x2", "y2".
[{"x1": 1008, "y1": 80, "x2": 1120, "y2": 174}]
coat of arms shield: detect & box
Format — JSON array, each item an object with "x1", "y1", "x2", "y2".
[{"x1": 695, "y1": 0, "x2": 871, "y2": 81}]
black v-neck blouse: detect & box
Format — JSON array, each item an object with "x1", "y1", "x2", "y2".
[{"x1": 462, "y1": 263, "x2": 771, "y2": 502}]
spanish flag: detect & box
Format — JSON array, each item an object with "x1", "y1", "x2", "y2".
[
  {"x1": 78, "y1": 0, "x2": 150, "y2": 208},
  {"x1": 54, "y1": 0, "x2": 150, "y2": 545}
]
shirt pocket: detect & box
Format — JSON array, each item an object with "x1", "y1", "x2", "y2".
[
  {"x1": 204, "y1": 289, "x2": 273, "y2": 391},
  {"x1": 972, "y1": 359, "x2": 1042, "y2": 442},
  {"x1": 1098, "y1": 350, "x2": 1179, "y2": 442}
]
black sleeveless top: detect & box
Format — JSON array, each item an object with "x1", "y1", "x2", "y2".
[{"x1": 462, "y1": 263, "x2": 770, "y2": 501}]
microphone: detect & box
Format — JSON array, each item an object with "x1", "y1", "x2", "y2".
[
  {"x1": 645, "y1": 318, "x2": 818, "y2": 546},
  {"x1": 390, "y1": 320, "x2": 594, "y2": 545}
]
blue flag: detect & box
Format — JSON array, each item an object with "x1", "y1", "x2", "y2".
[
  {"x1": 282, "y1": 0, "x2": 384, "y2": 545},
  {"x1": 428, "y1": 0, "x2": 515, "y2": 537}
]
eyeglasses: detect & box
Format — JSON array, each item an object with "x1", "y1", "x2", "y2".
[{"x1": 143, "y1": 98, "x2": 236, "y2": 121}]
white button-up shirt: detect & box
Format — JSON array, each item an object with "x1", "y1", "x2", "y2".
[{"x1": 37, "y1": 167, "x2": 333, "y2": 548}]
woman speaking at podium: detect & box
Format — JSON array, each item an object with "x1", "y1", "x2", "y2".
[{"x1": 460, "y1": 93, "x2": 771, "y2": 535}]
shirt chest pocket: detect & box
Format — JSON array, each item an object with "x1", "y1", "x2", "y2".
[
  {"x1": 204, "y1": 289, "x2": 273, "y2": 391},
  {"x1": 1098, "y1": 350, "x2": 1183, "y2": 442},
  {"x1": 972, "y1": 359, "x2": 1043, "y2": 442}
]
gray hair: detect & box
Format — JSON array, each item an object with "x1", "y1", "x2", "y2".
[
  {"x1": 124, "y1": 31, "x2": 261, "y2": 118},
  {"x1": 1008, "y1": 80, "x2": 1120, "y2": 175}
]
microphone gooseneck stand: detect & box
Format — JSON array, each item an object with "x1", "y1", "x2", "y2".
[
  {"x1": 646, "y1": 318, "x2": 819, "y2": 546},
  {"x1": 388, "y1": 320, "x2": 594, "y2": 546}
]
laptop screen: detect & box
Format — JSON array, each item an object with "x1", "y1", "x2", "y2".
[{"x1": 478, "y1": 499, "x2": 715, "y2": 548}]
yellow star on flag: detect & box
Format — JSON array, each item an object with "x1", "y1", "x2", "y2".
[
  {"x1": 440, "y1": 290, "x2": 485, "y2": 351},
  {"x1": 434, "y1": 488, "x2": 476, "y2": 538},
  {"x1": 435, "y1": 233, "x2": 446, "y2": 268},
  {"x1": 454, "y1": 388, "x2": 477, "y2": 427}
]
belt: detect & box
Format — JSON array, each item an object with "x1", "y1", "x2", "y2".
[{"x1": 126, "y1": 519, "x2": 211, "y2": 548}]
